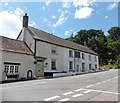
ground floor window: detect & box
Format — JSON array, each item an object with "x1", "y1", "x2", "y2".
[
  {"x1": 69, "y1": 61, "x2": 73, "y2": 71},
  {"x1": 95, "y1": 64, "x2": 97, "y2": 70},
  {"x1": 4, "y1": 62, "x2": 20, "y2": 74},
  {"x1": 76, "y1": 65, "x2": 79, "y2": 72},
  {"x1": 82, "y1": 63, "x2": 85, "y2": 72},
  {"x1": 51, "y1": 59, "x2": 56, "y2": 70}
]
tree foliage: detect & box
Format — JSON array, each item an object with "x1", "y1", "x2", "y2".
[{"x1": 66, "y1": 26, "x2": 120, "y2": 66}]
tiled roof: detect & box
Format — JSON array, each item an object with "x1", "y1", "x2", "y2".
[
  {"x1": 28, "y1": 26, "x2": 97, "y2": 55},
  {"x1": 0, "y1": 36, "x2": 32, "y2": 55}
]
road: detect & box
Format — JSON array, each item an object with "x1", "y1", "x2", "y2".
[{"x1": 1, "y1": 69, "x2": 120, "y2": 102}]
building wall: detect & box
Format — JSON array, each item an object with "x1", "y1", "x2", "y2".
[
  {"x1": 18, "y1": 28, "x2": 35, "y2": 53},
  {"x1": 36, "y1": 41, "x2": 99, "y2": 72},
  {"x1": 18, "y1": 28, "x2": 99, "y2": 73},
  {"x1": 82, "y1": 52, "x2": 99, "y2": 71},
  {"x1": 2, "y1": 51, "x2": 35, "y2": 79},
  {"x1": 0, "y1": 50, "x2": 3, "y2": 81},
  {"x1": 36, "y1": 41, "x2": 64, "y2": 72},
  {"x1": 63, "y1": 48, "x2": 74, "y2": 72}
]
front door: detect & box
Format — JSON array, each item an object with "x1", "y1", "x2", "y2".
[{"x1": 35, "y1": 61, "x2": 44, "y2": 77}]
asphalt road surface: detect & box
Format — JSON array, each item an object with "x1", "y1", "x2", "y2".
[{"x1": 1, "y1": 69, "x2": 120, "y2": 102}]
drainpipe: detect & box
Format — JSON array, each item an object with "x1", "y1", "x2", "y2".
[
  {"x1": 74, "y1": 49, "x2": 75, "y2": 72},
  {"x1": 34, "y1": 39, "x2": 37, "y2": 58}
]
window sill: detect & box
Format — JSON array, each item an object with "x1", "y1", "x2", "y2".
[{"x1": 51, "y1": 53, "x2": 58, "y2": 55}]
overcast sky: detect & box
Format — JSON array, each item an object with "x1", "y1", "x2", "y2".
[{"x1": 0, "y1": 0, "x2": 118, "y2": 39}]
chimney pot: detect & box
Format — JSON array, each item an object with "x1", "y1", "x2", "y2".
[{"x1": 23, "y1": 13, "x2": 28, "y2": 27}]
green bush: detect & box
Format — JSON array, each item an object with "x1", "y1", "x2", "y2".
[{"x1": 100, "y1": 64, "x2": 114, "y2": 70}]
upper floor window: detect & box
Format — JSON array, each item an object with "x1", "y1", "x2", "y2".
[
  {"x1": 69, "y1": 50, "x2": 73, "y2": 57},
  {"x1": 82, "y1": 53, "x2": 85, "y2": 59},
  {"x1": 74, "y1": 51, "x2": 80, "y2": 58},
  {"x1": 51, "y1": 46, "x2": 57, "y2": 54},
  {"x1": 89, "y1": 55, "x2": 92, "y2": 61}
]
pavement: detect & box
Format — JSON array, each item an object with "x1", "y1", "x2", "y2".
[{"x1": 1, "y1": 69, "x2": 120, "y2": 102}]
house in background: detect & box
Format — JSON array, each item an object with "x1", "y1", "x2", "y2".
[{"x1": 1, "y1": 13, "x2": 99, "y2": 81}]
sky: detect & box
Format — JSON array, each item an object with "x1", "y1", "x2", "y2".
[{"x1": 0, "y1": 0, "x2": 119, "y2": 39}]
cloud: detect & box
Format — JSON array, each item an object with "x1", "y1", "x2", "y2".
[
  {"x1": 64, "y1": 30, "x2": 69, "y2": 35},
  {"x1": 73, "y1": 0, "x2": 95, "y2": 7},
  {"x1": 58, "y1": 9, "x2": 62, "y2": 13},
  {"x1": 0, "y1": 10, "x2": 23, "y2": 39},
  {"x1": 62, "y1": 0, "x2": 71, "y2": 9},
  {"x1": 4, "y1": 3, "x2": 8, "y2": 6},
  {"x1": 107, "y1": 3, "x2": 118, "y2": 11},
  {"x1": 52, "y1": 15, "x2": 56, "y2": 19},
  {"x1": 53, "y1": 10, "x2": 69, "y2": 27},
  {"x1": 74, "y1": 7, "x2": 93, "y2": 19},
  {"x1": 12, "y1": 8, "x2": 24, "y2": 16},
  {"x1": 105, "y1": 16, "x2": 109, "y2": 19},
  {"x1": 64, "y1": 29, "x2": 72, "y2": 36},
  {"x1": 46, "y1": 1, "x2": 51, "y2": 6},
  {"x1": 0, "y1": 8, "x2": 36, "y2": 39},
  {"x1": 42, "y1": 6, "x2": 46, "y2": 11},
  {"x1": 29, "y1": 21, "x2": 37, "y2": 27}
]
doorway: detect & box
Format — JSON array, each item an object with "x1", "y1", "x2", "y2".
[
  {"x1": 35, "y1": 61, "x2": 44, "y2": 77},
  {"x1": 82, "y1": 63, "x2": 85, "y2": 72}
]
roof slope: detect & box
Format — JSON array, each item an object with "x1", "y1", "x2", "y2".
[
  {"x1": 28, "y1": 26, "x2": 97, "y2": 55},
  {"x1": 0, "y1": 36, "x2": 32, "y2": 55}
]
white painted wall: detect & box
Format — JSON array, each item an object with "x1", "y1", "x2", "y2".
[
  {"x1": 36, "y1": 40, "x2": 99, "y2": 73},
  {"x1": 2, "y1": 51, "x2": 35, "y2": 79},
  {"x1": 18, "y1": 27, "x2": 99, "y2": 73},
  {"x1": 18, "y1": 28, "x2": 35, "y2": 53},
  {"x1": 0, "y1": 50, "x2": 3, "y2": 81},
  {"x1": 63, "y1": 48, "x2": 74, "y2": 72},
  {"x1": 36, "y1": 41, "x2": 64, "y2": 72}
]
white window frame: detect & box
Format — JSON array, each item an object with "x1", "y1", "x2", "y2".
[
  {"x1": 82, "y1": 53, "x2": 85, "y2": 59},
  {"x1": 89, "y1": 55, "x2": 92, "y2": 61},
  {"x1": 4, "y1": 64, "x2": 20, "y2": 74},
  {"x1": 69, "y1": 50, "x2": 73, "y2": 57},
  {"x1": 51, "y1": 46, "x2": 57, "y2": 54},
  {"x1": 69, "y1": 61, "x2": 73, "y2": 71},
  {"x1": 51, "y1": 59, "x2": 56, "y2": 70}
]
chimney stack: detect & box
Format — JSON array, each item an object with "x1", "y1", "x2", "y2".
[
  {"x1": 84, "y1": 41, "x2": 87, "y2": 46},
  {"x1": 23, "y1": 13, "x2": 28, "y2": 27}
]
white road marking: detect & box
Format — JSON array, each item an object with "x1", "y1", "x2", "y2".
[
  {"x1": 85, "y1": 76, "x2": 118, "y2": 89},
  {"x1": 2, "y1": 82, "x2": 46, "y2": 90},
  {"x1": 82, "y1": 88, "x2": 120, "y2": 95},
  {"x1": 107, "y1": 79, "x2": 111, "y2": 81},
  {"x1": 86, "y1": 85, "x2": 94, "y2": 88},
  {"x1": 91, "y1": 89, "x2": 119, "y2": 95},
  {"x1": 63, "y1": 92, "x2": 73, "y2": 96},
  {"x1": 75, "y1": 89, "x2": 83, "y2": 92},
  {"x1": 96, "y1": 82, "x2": 101, "y2": 85},
  {"x1": 59, "y1": 98, "x2": 70, "y2": 101},
  {"x1": 72, "y1": 93, "x2": 83, "y2": 98},
  {"x1": 44, "y1": 95, "x2": 60, "y2": 101},
  {"x1": 83, "y1": 90, "x2": 92, "y2": 93},
  {"x1": 102, "y1": 81, "x2": 107, "y2": 83}
]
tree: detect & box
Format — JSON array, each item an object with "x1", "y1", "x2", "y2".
[
  {"x1": 66, "y1": 26, "x2": 120, "y2": 66},
  {"x1": 108, "y1": 27, "x2": 120, "y2": 41}
]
